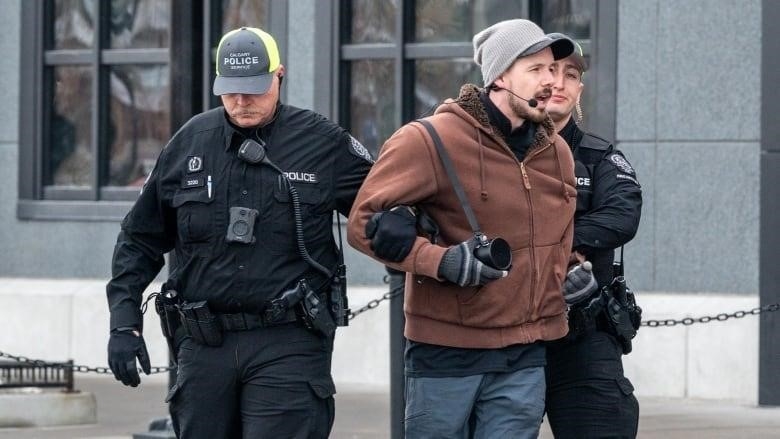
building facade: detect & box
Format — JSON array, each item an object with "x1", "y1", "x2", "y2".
[{"x1": 1, "y1": 0, "x2": 778, "y2": 405}]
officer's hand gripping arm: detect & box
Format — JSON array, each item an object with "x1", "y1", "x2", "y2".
[{"x1": 365, "y1": 205, "x2": 418, "y2": 262}]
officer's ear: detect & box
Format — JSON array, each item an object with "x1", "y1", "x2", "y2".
[{"x1": 275, "y1": 65, "x2": 286, "y2": 87}]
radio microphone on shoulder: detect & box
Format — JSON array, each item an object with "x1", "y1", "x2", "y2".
[{"x1": 489, "y1": 85, "x2": 538, "y2": 108}]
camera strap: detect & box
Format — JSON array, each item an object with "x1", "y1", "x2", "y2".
[{"x1": 417, "y1": 119, "x2": 484, "y2": 239}]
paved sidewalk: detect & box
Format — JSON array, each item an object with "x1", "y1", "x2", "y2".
[{"x1": 0, "y1": 376, "x2": 779, "y2": 438}]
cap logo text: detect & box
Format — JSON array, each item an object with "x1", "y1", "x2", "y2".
[{"x1": 224, "y1": 52, "x2": 260, "y2": 70}]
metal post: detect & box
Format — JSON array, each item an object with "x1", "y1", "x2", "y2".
[
  {"x1": 760, "y1": 0, "x2": 780, "y2": 407},
  {"x1": 388, "y1": 267, "x2": 406, "y2": 439}
]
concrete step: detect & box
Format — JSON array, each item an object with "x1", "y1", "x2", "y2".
[{"x1": 0, "y1": 387, "x2": 96, "y2": 427}]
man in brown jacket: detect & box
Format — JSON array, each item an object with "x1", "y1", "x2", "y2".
[{"x1": 347, "y1": 19, "x2": 578, "y2": 439}]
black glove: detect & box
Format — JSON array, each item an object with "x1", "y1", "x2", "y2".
[
  {"x1": 365, "y1": 206, "x2": 418, "y2": 262},
  {"x1": 437, "y1": 238, "x2": 507, "y2": 287},
  {"x1": 562, "y1": 261, "x2": 598, "y2": 304},
  {"x1": 108, "y1": 328, "x2": 151, "y2": 387}
]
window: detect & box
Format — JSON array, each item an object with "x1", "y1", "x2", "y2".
[
  {"x1": 41, "y1": 0, "x2": 171, "y2": 203},
  {"x1": 18, "y1": 0, "x2": 277, "y2": 220},
  {"x1": 338, "y1": 0, "x2": 615, "y2": 157}
]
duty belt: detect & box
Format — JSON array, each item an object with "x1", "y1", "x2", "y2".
[{"x1": 217, "y1": 308, "x2": 299, "y2": 331}]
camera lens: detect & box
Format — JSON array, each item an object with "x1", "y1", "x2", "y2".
[
  {"x1": 473, "y1": 237, "x2": 512, "y2": 270},
  {"x1": 232, "y1": 220, "x2": 249, "y2": 236}
]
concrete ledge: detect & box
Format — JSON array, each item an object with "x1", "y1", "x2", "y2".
[
  {"x1": 0, "y1": 388, "x2": 96, "y2": 427},
  {"x1": 0, "y1": 278, "x2": 763, "y2": 404}
]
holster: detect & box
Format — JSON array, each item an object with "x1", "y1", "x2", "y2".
[
  {"x1": 299, "y1": 284, "x2": 337, "y2": 338},
  {"x1": 604, "y1": 276, "x2": 642, "y2": 354},
  {"x1": 566, "y1": 277, "x2": 642, "y2": 355},
  {"x1": 567, "y1": 291, "x2": 606, "y2": 341},
  {"x1": 154, "y1": 290, "x2": 182, "y2": 361},
  {"x1": 178, "y1": 301, "x2": 224, "y2": 347}
]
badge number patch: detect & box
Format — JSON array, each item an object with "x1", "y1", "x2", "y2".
[{"x1": 187, "y1": 156, "x2": 203, "y2": 173}]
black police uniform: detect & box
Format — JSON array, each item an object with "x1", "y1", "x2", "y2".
[
  {"x1": 107, "y1": 104, "x2": 373, "y2": 438},
  {"x1": 545, "y1": 117, "x2": 642, "y2": 438}
]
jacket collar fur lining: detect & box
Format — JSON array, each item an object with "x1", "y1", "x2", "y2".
[{"x1": 447, "y1": 83, "x2": 556, "y2": 154}]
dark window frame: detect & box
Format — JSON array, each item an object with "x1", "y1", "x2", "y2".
[
  {"x1": 17, "y1": 0, "x2": 287, "y2": 222},
  {"x1": 334, "y1": 0, "x2": 618, "y2": 145}
]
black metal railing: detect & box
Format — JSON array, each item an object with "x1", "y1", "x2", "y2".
[{"x1": 0, "y1": 359, "x2": 74, "y2": 392}]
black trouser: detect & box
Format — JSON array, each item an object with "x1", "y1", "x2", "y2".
[
  {"x1": 167, "y1": 323, "x2": 335, "y2": 439},
  {"x1": 545, "y1": 331, "x2": 639, "y2": 439}
]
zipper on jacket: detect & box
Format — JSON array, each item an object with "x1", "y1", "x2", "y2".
[
  {"x1": 520, "y1": 162, "x2": 537, "y2": 321},
  {"x1": 520, "y1": 163, "x2": 531, "y2": 189}
]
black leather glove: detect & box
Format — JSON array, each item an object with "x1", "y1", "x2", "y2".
[
  {"x1": 365, "y1": 206, "x2": 418, "y2": 262},
  {"x1": 108, "y1": 328, "x2": 151, "y2": 387},
  {"x1": 562, "y1": 261, "x2": 598, "y2": 304},
  {"x1": 437, "y1": 238, "x2": 508, "y2": 287}
]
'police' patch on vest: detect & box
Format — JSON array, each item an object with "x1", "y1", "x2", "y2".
[
  {"x1": 187, "y1": 156, "x2": 203, "y2": 173},
  {"x1": 609, "y1": 154, "x2": 634, "y2": 175},
  {"x1": 181, "y1": 176, "x2": 205, "y2": 189},
  {"x1": 348, "y1": 135, "x2": 374, "y2": 164},
  {"x1": 576, "y1": 177, "x2": 591, "y2": 187},
  {"x1": 283, "y1": 171, "x2": 318, "y2": 184}
]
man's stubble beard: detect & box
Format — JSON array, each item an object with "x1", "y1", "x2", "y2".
[{"x1": 509, "y1": 88, "x2": 551, "y2": 123}]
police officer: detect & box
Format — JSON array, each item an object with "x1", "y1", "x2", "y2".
[
  {"x1": 105, "y1": 27, "x2": 373, "y2": 438},
  {"x1": 544, "y1": 33, "x2": 643, "y2": 438}
]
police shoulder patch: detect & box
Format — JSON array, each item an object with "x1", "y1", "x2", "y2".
[
  {"x1": 348, "y1": 135, "x2": 375, "y2": 164},
  {"x1": 609, "y1": 154, "x2": 635, "y2": 175}
]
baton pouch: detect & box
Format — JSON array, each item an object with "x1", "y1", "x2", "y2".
[{"x1": 178, "y1": 301, "x2": 224, "y2": 347}]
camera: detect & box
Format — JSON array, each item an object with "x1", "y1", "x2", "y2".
[
  {"x1": 473, "y1": 233, "x2": 512, "y2": 270},
  {"x1": 226, "y1": 206, "x2": 259, "y2": 244}
]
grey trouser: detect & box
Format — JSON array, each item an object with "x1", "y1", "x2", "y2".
[{"x1": 404, "y1": 366, "x2": 546, "y2": 439}]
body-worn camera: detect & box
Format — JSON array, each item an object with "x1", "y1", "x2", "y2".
[
  {"x1": 226, "y1": 206, "x2": 259, "y2": 244},
  {"x1": 473, "y1": 233, "x2": 512, "y2": 270}
]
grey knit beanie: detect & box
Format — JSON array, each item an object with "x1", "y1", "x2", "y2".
[{"x1": 473, "y1": 19, "x2": 574, "y2": 87}]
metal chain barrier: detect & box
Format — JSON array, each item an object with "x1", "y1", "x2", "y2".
[
  {"x1": 4, "y1": 276, "x2": 777, "y2": 373},
  {"x1": 0, "y1": 350, "x2": 173, "y2": 375},
  {"x1": 348, "y1": 275, "x2": 404, "y2": 320},
  {"x1": 642, "y1": 302, "x2": 780, "y2": 327},
  {"x1": 0, "y1": 277, "x2": 405, "y2": 374}
]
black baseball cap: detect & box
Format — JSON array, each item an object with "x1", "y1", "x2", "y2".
[{"x1": 213, "y1": 27, "x2": 281, "y2": 96}]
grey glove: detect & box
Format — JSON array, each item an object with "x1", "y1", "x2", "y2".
[
  {"x1": 562, "y1": 261, "x2": 598, "y2": 304},
  {"x1": 438, "y1": 238, "x2": 508, "y2": 287}
]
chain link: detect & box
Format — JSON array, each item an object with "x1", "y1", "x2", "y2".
[
  {"x1": 642, "y1": 303, "x2": 780, "y2": 327},
  {"x1": 0, "y1": 350, "x2": 174, "y2": 375},
  {"x1": 4, "y1": 282, "x2": 776, "y2": 373},
  {"x1": 348, "y1": 282, "x2": 404, "y2": 320}
]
